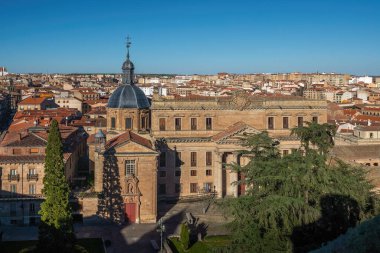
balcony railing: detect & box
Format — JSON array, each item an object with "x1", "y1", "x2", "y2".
[
  {"x1": 27, "y1": 174, "x2": 39, "y2": 181},
  {"x1": 0, "y1": 193, "x2": 44, "y2": 199},
  {"x1": 8, "y1": 174, "x2": 20, "y2": 181}
]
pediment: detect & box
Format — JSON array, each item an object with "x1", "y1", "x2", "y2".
[
  {"x1": 212, "y1": 121, "x2": 261, "y2": 144},
  {"x1": 105, "y1": 131, "x2": 157, "y2": 154},
  {"x1": 113, "y1": 140, "x2": 157, "y2": 153}
]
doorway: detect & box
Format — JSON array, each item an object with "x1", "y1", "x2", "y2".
[{"x1": 125, "y1": 203, "x2": 136, "y2": 223}]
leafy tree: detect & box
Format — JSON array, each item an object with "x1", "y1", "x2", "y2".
[
  {"x1": 311, "y1": 215, "x2": 380, "y2": 253},
  {"x1": 37, "y1": 120, "x2": 75, "y2": 252},
  {"x1": 222, "y1": 126, "x2": 378, "y2": 253},
  {"x1": 291, "y1": 121, "x2": 336, "y2": 156},
  {"x1": 180, "y1": 223, "x2": 190, "y2": 250}
]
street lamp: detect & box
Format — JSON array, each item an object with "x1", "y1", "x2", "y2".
[{"x1": 156, "y1": 218, "x2": 166, "y2": 252}]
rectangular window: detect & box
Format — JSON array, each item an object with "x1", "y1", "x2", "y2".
[
  {"x1": 283, "y1": 150, "x2": 289, "y2": 156},
  {"x1": 312, "y1": 116, "x2": 318, "y2": 123},
  {"x1": 111, "y1": 117, "x2": 116, "y2": 129},
  {"x1": 175, "y1": 151, "x2": 181, "y2": 167},
  {"x1": 30, "y1": 148, "x2": 39, "y2": 154},
  {"x1": 206, "y1": 169, "x2": 212, "y2": 176},
  {"x1": 175, "y1": 118, "x2": 182, "y2": 131},
  {"x1": 298, "y1": 117, "x2": 304, "y2": 127},
  {"x1": 206, "y1": 151, "x2": 212, "y2": 166},
  {"x1": 190, "y1": 170, "x2": 197, "y2": 176},
  {"x1": 10, "y1": 169, "x2": 17, "y2": 175},
  {"x1": 190, "y1": 183, "x2": 198, "y2": 193},
  {"x1": 175, "y1": 170, "x2": 181, "y2": 177},
  {"x1": 159, "y1": 152, "x2": 166, "y2": 167},
  {"x1": 125, "y1": 160, "x2": 136, "y2": 176},
  {"x1": 158, "y1": 184, "x2": 166, "y2": 195},
  {"x1": 29, "y1": 168, "x2": 36, "y2": 175},
  {"x1": 175, "y1": 183, "x2": 182, "y2": 193},
  {"x1": 141, "y1": 116, "x2": 146, "y2": 129},
  {"x1": 203, "y1": 183, "x2": 213, "y2": 193},
  {"x1": 206, "y1": 117, "x2": 212, "y2": 130},
  {"x1": 10, "y1": 184, "x2": 17, "y2": 193},
  {"x1": 29, "y1": 203, "x2": 35, "y2": 214},
  {"x1": 283, "y1": 117, "x2": 289, "y2": 129},
  {"x1": 10, "y1": 203, "x2": 16, "y2": 217},
  {"x1": 191, "y1": 118, "x2": 197, "y2": 130},
  {"x1": 190, "y1": 152, "x2": 197, "y2": 167},
  {"x1": 159, "y1": 171, "x2": 166, "y2": 177},
  {"x1": 125, "y1": 118, "x2": 133, "y2": 129},
  {"x1": 159, "y1": 118, "x2": 166, "y2": 131},
  {"x1": 29, "y1": 184, "x2": 36, "y2": 195},
  {"x1": 13, "y1": 149, "x2": 21, "y2": 155},
  {"x1": 268, "y1": 117, "x2": 274, "y2": 129}
]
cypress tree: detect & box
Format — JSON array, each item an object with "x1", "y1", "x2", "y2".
[{"x1": 37, "y1": 120, "x2": 75, "y2": 252}]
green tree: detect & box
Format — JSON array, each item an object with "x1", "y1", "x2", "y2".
[
  {"x1": 180, "y1": 223, "x2": 190, "y2": 250},
  {"x1": 37, "y1": 120, "x2": 75, "y2": 252},
  {"x1": 291, "y1": 121, "x2": 336, "y2": 156},
  {"x1": 222, "y1": 127, "x2": 378, "y2": 253}
]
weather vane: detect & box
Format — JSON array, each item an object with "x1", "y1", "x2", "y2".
[{"x1": 126, "y1": 35, "x2": 131, "y2": 59}]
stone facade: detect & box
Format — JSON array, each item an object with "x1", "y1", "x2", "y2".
[
  {"x1": 0, "y1": 126, "x2": 87, "y2": 225},
  {"x1": 151, "y1": 93, "x2": 327, "y2": 198},
  {"x1": 87, "y1": 92, "x2": 327, "y2": 224}
]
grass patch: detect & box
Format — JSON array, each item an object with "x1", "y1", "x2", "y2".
[
  {"x1": 1, "y1": 238, "x2": 105, "y2": 253},
  {"x1": 77, "y1": 238, "x2": 105, "y2": 253},
  {"x1": 169, "y1": 235, "x2": 231, "y2": 253}
]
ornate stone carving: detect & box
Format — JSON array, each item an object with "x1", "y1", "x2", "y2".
[
  {"x1": 231, "y1": 91, "x2": 251, "y2": 110},
  {"x1": 125, "y1": 175, "x2": 139, "y2": 196}
]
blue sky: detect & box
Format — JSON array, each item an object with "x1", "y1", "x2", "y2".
[{"x1": 1, "y1": 0, "x2": 379, "y2": 74}]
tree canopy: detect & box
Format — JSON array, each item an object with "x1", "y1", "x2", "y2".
[{"x1": 222, "y1": 123, "x2": 378, "y2": 253}]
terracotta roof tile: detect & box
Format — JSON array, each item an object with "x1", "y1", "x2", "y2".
[
  {"x1": 1, "y1": 132, "x2": 47, "y2": 147},
  {"x1": 105, "y1": 131, "x2": 153, "y2": 150},
  {"x1": 18, "y1": 97, "x2": 47, "y2": 105},
  {"x1": 0, "y1": 155, "x2": 45, "y2": 163},
  {"x1": 212, "y1": 121, "x2": 248, "y2": 141}
]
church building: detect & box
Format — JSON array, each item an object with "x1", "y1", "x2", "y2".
[{"x1": 89, "y1": 42, "x2": 327, "y2": 224}]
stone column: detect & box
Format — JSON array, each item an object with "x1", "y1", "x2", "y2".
[
  {"x1": 215, "y1": 151, "x2": 223, "y2": 198},
  {"x1": 228, "y1": 153, "x2": 239, "y2": 197}
]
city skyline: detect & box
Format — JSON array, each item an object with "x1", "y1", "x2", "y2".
[{"x1": 1, "y1": 0, "x2": 380, "y2": 75}]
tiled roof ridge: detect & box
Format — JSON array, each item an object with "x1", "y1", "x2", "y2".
[
  {"x1": 212, "y1": 121, "x2": 248, "y2": 141},
  {"x1": 105, "y1": 131, "x2": 152, "y2": 150}
]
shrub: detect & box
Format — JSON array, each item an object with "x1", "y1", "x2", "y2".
[
  {"x1": 180, "y1": 223, "x2": 190, "y2": 250},
  {"x1": 19, "y1": 246, "x2": 36, "y2": 253}
]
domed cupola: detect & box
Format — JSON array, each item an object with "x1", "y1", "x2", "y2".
[{"x1": 108, "y1": 38, "x2": 150, "y2": 109}]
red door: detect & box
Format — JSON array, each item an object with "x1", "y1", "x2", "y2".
[
  {"x1": 238, "y1": 172, "x2": 246, "y2": 196},
  {"x1": 125, "y1": 203, "x2": 136, "y2": 223}
]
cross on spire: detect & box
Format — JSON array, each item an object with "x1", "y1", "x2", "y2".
[{"x1": 126, "y1": 35, "x2": 132, "y2": 59}]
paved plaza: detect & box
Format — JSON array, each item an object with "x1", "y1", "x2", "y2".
[{"x1": 1, "y1": 201, "x2": 230, "y2": 253}]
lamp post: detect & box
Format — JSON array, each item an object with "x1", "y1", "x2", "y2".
[{"x1": 156, "y1": 217, "x2": 166, "y2": 252}]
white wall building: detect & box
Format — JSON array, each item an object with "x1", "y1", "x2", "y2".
[
  {"x1": 0, "y1": 67, "x2": 8, "y2": 76},
  {"x1": 358, "y1": 76, "x2": 373, "y2": 84},
  {"x1": 357, "y1": 90, "x2": 370, "y2": 101},
  {"x1": 139, "y1": 85, "x2": 168, "y2": 97}
]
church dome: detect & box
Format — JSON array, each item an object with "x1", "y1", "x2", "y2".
[
  {"x1": 107, "y1": 84, "x2": 150, "y2": 109},
  {"x1": 108, "y1": 38, "x2": 149, "y2": 109}
]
